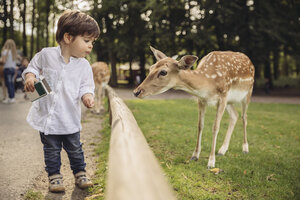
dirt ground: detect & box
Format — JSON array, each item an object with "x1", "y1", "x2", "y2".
[
  {"x1": 0, "y1": 87, "x2": 299, "y2": 200},
  {"x1": 0, "y1": 89, "x2": 103, "y2": 200}
]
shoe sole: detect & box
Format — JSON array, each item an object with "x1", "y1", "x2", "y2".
[
  {"x1": 76, "y1": 183, "x2": 93, "y2": 189},
  {"x1": 49, "y1": 186, "x2": 65, "y2": 193}
]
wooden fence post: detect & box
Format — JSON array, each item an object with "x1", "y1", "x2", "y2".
[{"x1": 105, "y1": 85, "x2": 176, "y2": 200}]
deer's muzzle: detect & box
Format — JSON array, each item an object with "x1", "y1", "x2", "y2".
[{"x1": 133, "y1": 88, "x2": 144, "y2": 98}]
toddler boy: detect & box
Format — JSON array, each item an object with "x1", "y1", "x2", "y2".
[{"x1": 23, "y1": 10, "x2": 100, "y2": 192}]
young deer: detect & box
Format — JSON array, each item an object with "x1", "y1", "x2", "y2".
[
  {"x1": 133, "y1": 46, "x2": 255, "y2": 168},
  {"x1": 91, "y1": 62, "x2": 110, "y2": 114}
]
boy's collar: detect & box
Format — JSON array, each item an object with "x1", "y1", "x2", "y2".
[{"x1": 57, "y1": 46, "x2": 79, "y2": 63}]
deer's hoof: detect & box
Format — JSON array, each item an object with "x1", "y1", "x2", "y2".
[
  {"x1": 190, "y1": 156, "x2": 198, "y2": 161},
  {"x1": 218, "y1": 152, "x2": 225, "y2": 156},
  {"x1": 243, "y1": 151, "x2": 249, "y2": 154},
  {"x1": 207, "y1": 165, "x2": 215, "y2": 170}
]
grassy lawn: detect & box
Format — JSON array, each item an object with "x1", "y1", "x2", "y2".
[{"x1": 92, "y1": 99, "x2": 300, "y2": 200}]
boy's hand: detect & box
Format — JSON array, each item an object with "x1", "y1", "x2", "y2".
[
  {"x1": 24, "y1": 73, "x2": 37, "y2": 92},
  {"x1": 82, "y1": 93, "x2": 94, "y2": 108}
]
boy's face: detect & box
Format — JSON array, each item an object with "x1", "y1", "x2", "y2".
[
  {"x1": 69, "y1": 34, "x2": 96, "y2": 58},
  {"x1": 22, "y1": 59, "x2": 29, "y2": 67}
]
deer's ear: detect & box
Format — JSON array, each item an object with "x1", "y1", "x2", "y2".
[
  {"x1": 178, "y1": 55, "x2": 198, "y2": 70},
  {"x1": 150, "y1": 46, "x2": 167, "y2": 60}
]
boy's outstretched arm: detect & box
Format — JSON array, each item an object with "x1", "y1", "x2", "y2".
[
  {"x1": 24, "y1": 73, "x2": 37, "y2": 92},
  {"x1": 82, "y1": 93, "x2": 94, "y2": 108}
]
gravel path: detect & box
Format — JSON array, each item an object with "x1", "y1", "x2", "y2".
[
  {"x1": 0, "y1": 94, "x2": 43, "y2": 200},
  {"x1": 0, "y1": 90, "x2": 102, "y2": 200}
]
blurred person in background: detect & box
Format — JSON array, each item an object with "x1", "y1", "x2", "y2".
[
  {"x1": 0, "y1": 39, "x2": 18, "y2": 103},
  {"x1": 15, "y1": 57, "x2": 29, "y2": 99}
]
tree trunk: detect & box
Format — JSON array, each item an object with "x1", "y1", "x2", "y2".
[
  {"x1": 283, "y1": 47, "x2": 289, "y2": 76},
  {"x1": 273, "y1": 47, "x2": 279, "y2": 80},
  {"x1": 139, "y1": 49, "x2": 146, "y2": 81},
  {"x1": 264, "y1": 55, "x2": 273, "y2": 89},
  {"x1": 30, "y1": 0, "x2": 35, "y2": 58},
  {"x1": 129, "y1": 60, "x2": 134, "y2": 86},
  {"x1": 9, "y1": 0, "x2": 14, "y2": 39},
  {"x1": 2, "y1": 0, "x2": 8, "y2": 46},
  {"x1": 21, "y1": 0, "x2": 27, "y2": 56},
  {"x1": 36, "y1": 12, "x2": 40, "y2": 52},
  {"x1": 296, "y1": 60, "x2": 300, "y2": 75},
  {"x1": 52, "y1": 12, "x2": 56, "y2": 46},
  {"x1": 108, "y1": 45, "x2": 118, "y2": 87},
  {"x1": 45, "y1": 0, "x2": 50, "y2": 47}
]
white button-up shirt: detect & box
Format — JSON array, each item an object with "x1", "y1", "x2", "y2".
[{"x1": 22, "y1": 46, "x2": 95, "y2": 135}]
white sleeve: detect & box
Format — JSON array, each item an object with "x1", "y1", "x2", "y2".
[
  {"x1": 79, "y1": 63, "x2": 95, "y2": 99},
  {"x1": 22, "y1": 50, "x2": 43, "y2": 80}
]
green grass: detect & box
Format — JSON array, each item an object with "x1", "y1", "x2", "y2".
[
  {"x1": 87, "y1": 111, "x2": 110, "y2": 199},
  {"x1": 91, "y1": 99, "x2": 300, "y2": 200},
  {"x1": 126, "y1": 100, "x2": 300, "y2": 200},
  {"x1": 24, "y1": 189, "x2": 44, "y2": 200}
]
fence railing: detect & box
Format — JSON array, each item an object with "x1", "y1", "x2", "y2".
[{"x1": 105, "y1": 85, "x2": 176, "y2": 200}]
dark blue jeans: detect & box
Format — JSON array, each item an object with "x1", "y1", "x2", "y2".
[
  {"x1": 4, "y1": 68, "x2": 16, "y2": 99},
  {"x1": 40, "y1": 132, "x2": 86, "y2": 176}
]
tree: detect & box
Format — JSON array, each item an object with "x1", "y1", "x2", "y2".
[
  {"x1": 9, "y1": 0, "x2": 14, "y2": 39},
  {"x1": 18, "y1": 0, "x2": 27, "y2": 56},
  {"x1": 30, "y1": 0, "x2": 36, "y2": 58},
  {"x1": 1, "y1": 0, "x2": 9, "y2": 46}
]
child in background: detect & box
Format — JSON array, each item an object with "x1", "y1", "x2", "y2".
[
  {"x1": 15, "y1": 57, "x2": 28, "y2": 92},
  {"x1": 1, "y1": 39, "x2": 18, "y2": 103},
  {"x1": 15, "y1": 57, "x2": 29, "y2": 99},
  {"x1": 22, "y1": 10, "x2": 100, "y2": 193}
]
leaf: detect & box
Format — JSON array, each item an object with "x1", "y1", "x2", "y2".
[
  {"x1": 210, "y1": 168, "x2": 224, "y2": 175},
  {"x1": 266, "y1": 174, "x2": 277, "y2": 181},
  {"x1": 181, "y1": 172, "x2": 188, "y2": 180}
]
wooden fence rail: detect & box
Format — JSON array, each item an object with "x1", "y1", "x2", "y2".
[{"x1": 105, "y1": 85, "x2": 176, "y2": 200}]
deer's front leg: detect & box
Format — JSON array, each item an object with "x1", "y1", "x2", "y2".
[
  {"x1": 94, "y1": 83, "x2": 102, "y2": 114},
  {"x1": 208, "y1": 98, "x2": 227, "y2": 168},
  {"x1": 191, "y1": 100, "x2": 206, "y2": 161}
]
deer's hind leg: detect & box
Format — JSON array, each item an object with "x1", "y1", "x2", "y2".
[
  {"x1": 208, "y1": 97, "x2": 227, "y2": 168},
  {"x1": 241, "y1": 86, "x2": 253, "y2": 154},
  {"x1": 191, "y1": 99, "x2": 206, "y2": 161},
  {"x1": 218, "y1": 104, "x2": 239, "y2": 156}
]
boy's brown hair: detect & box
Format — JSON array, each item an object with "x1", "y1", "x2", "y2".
[{"x1": 56, "y1": 10, "x2": 100, "y2": 43}]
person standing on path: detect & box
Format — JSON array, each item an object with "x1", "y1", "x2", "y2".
[
  {"x1": 0, "y1": 39, "x2": 18, "y2": 103},
  {"x1": 22, "y1": 10, "x2": 100, "y2": 193}
]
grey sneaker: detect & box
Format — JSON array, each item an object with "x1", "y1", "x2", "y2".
[
  {"x1": 49, "y1": 174, "x2": 65, "y2": 193},
  {"x1": 74, "y1": 171, "x2": 93, "y2": 189},
  {"x1": 8, "y1": 98, "x2": 15, "y2": 103},
  {"x1": 2, "y1": 98, "x2": 9, "y2": 104}
]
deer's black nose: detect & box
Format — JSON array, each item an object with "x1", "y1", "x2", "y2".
[{"x1": 134, "y1": 89, "x2": 141, "y2": 97}]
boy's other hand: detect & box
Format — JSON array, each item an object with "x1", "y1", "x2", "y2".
[
  {"x1": 24, "y1": 73, "x2": 37, "y2": 92},
  {"x1": 82, "y1": 93, "x2": 94, "y2": 108}
]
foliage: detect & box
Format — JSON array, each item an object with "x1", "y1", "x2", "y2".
[{"x1": 0, "y1": 0, "x2": 299, "y2": 84}]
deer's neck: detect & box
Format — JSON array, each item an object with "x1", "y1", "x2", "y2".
[{"x1": 174, "y1": 70, "x2": 209, "y2": 98}]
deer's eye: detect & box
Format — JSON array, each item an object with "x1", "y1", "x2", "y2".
[{"x1": 158, "y1": 70, "x2": 168, "y2": 77}]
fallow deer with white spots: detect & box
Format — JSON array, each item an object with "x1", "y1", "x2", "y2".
[{"x1": 133, "y1": 46, "x2": 255, "y2": 168}]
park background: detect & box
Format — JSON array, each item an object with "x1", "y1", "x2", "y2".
[
  {"x1": 0, "y1": 0, "x2": 299, "y2": 90},
  {"x1": 0, "y1": 1, "x2": 300, "y2": 200}
]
